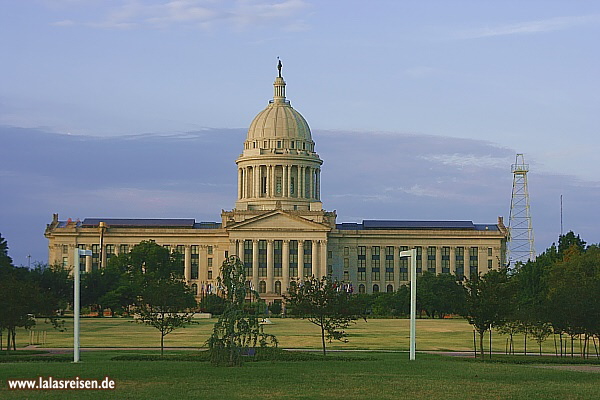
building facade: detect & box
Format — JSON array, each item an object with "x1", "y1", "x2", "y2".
[{"x1": 45, "y1": 64, "x2": 508, "y2": 303}]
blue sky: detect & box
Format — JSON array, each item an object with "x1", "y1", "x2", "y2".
[{"x1": 1, "y1": 1, "x2": 599, "y2": 265}]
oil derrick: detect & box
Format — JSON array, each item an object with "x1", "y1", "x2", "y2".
[{"x1": 508, "y1": 154, "x2": 535, "y2": 264}]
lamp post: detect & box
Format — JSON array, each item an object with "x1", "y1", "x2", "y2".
[
  {"x1": 400, "y1": 248, "x2": 417, "y2": 360},
  {"x1": 74, "y1": 248, "x2": 92, "y2": 363}
]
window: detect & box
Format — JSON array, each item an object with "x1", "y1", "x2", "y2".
[
  {"x1": 207, "y1": 258, "x2": 213, "y2": 268},
  {"x1": 415, "y1": 246, "x2": 422, "y2": 274},
  {"x1": 488, "y1": 259, "x2": 493, "y2": 269},
  {"x1": 455, "y1": 247, "x2": 464, "y2": 279},
  {"x1": 175, "y1": 245, "x2": 185, "y2": 275},
  {"x1": 343, "y1": 270, "x2": 349, "y2": 281},
  {"x1": 277, "y1": 140, "x2": 281, "y2": 148},
  {"x1": 119, "y1": 244, "x2": 129, "y2": 254},
  {"x1": 77, "y1": 244, "x2": 86, "y2": 271},
  {"x1": 259, "y1": 281, "x2": 266, "y2": 294},
  {"x1": 358, "y1": 246, "x2": 366, "y2": 281},
  {"x1": 191, "y1": 283, "x2": 198, "y2": 295},
  {"x1": 344, "y1": 247, "x2": 349, "y2": 256},
  {"x1": 373, "y1": 284, "x2": 379, "y2": 293},
  {"x1": 208, "y1": 245, "x2": 213, "y2": 255},
  {"x1": 106, "y1": 244, "x2": 115, "y2": 261},
  {"x1": 274, "y1": 240, "x2": 282, "y2": 277},
  {"x1": 244, "y1": 240, "x2": 253, "y2": 277},
  {"x1": 91, "y1": 244, "x2": 100, "y2": 271},
  {"x1": 470, "y1": 247, "x2": 478, "y2": 277},
  {"x1": 386, "y1": 284, "x2": 394, "y2": 293},
  {"x1": 208, "y1": 270, "x2": 213, "y2": 280},
  {"x1": 328, "y1": 250, "x2": 332, "y2": 259},
  {"x1": 261, "y1": 176, "x2": 267, "y2": 195},
  {"x1": 275, "y1": 280, "x2": 281, "y2": 295},
  {"x1": 427, "y1": 246, "x2": 436, "y2": 273},
  {"x1": 276, "y1": 176, "x2": 282, "y2": 195},
  {"x1": 62, "y1": 257, "x2": 68, "y2": 267},
  {"x1": 488, "y1": 247, "x2": 493, "y2": 257},
  {"x1": 259, "y1": 240, "x2": 267, "y2": 277},
  {"x1": 399, "y1": 246, "x2": 409, "y2": 280},
  {"x1": 289, "y1": 240, "x2": 298, "y2": 278},
  {"x1": 303, "y1": 240, "x2": 312, "y2": 277},
  {"x1": 385, "y1": 247, "x2": 394, "y2": 281},
  {"x1": 291, "y1": 141, "x2": 295, "y2": 149},
  {"x1": 62, "y1": 245, "x2": 68, "y2": 254},
  {"x1": 440, "y1": 246, "x2": 450, "y2": 274},
  {"x1": 290, "y1": 177, "x2": 295, "y2": 195},
  {"x1": 191, "y1": 245, "x2": 199, "y2": 279},
  {"x1": 358, "y1": 284, "x2": 366, "y2": 294},
  {"x1": 371, "y1": 246, "x2": 380, "y2": 281}
]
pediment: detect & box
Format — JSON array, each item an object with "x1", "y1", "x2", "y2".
[{"x1": 228, "y1": 210, "x2": 330, "y2": 232}]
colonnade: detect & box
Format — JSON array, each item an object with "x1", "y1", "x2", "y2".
[
  {"x1": 228, "y1": 238, "x2": 328, "y2": 295},
  {"x1": 237, "y1": 164, "x2": 320, "y2": 200}
]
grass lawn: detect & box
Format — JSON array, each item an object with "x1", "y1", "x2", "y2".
[
  {"x1": 1, "y1": 351, "x2": 599, "y2": 399},
  {"x1": 11, "y1": 317, "x2": 582, "y2": 355}
]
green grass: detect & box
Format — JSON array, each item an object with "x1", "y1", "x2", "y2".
[
  {"x1": 11, "y1": 317, "x2": 592, "y2": 355},
  {"x1": 1, "y1": 351, "x2": 598, "y2": 399}
]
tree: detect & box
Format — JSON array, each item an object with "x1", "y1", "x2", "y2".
[
  {"x1": 285, "y1": 276, "x2": 364, "y2": 356},
  {"x1": 135, "y1": 277, "x2": 197, "y2": 355},
  {"x1": 199, "y1": 293, "x2": 227, "y2": 315},
  {"x1": 461, "y1": 268, "x2": 512, "y2": 358},
  {"x1": 110, "y1": 241, "x2": 197, "y2": 355},
  {"x1": 0, "y1": 265, "x2": 65, "y2": 351},
  {"x1": 207, "y1": 256, "x2": 277, "y2": 366},
  {"x1": 0, "y1": 233, "x2": 12, "y2": 268},
  {"x1": 418, "y1": 272, "x2": 465, "y2": 318}
]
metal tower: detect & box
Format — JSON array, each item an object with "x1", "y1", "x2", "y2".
[{"x1": 508, "y1": 154, "x2": 536, "y2": 264}]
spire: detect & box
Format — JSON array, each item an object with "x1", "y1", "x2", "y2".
[{"x1": 273, "y1": 58, "x2": 286, "y2": 103}]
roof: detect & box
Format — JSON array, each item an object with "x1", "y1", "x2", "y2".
[
  {"x1": 81, "y1": 218, "x2": 199, "y2": 228},
  {"x1": 336, "y1": 220, "x2": 499, "y2": 231}
]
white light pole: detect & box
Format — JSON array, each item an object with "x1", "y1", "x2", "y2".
[
  {"x1": 400, "y1": 249, "x2": 417, "y2": 360},
  {"x1": 74, "y1": 248, "x2": 92, "y2": 363}
]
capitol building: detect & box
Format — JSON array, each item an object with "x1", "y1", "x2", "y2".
[{"x1": 45, "y1": 63, "x2": 507, "y2": 303}]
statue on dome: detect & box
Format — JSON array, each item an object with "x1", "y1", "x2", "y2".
[{"x1": 277, "y1": 58, "x2": 282, "y2": 78}]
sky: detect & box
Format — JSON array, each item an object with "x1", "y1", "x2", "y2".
[{"x1": 1, "y1": 1, "x2": 599, "y2": 265}]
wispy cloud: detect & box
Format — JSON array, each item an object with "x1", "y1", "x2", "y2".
[
  {"x1": 50, "y1": 0, "x2": 311, "y2": 31},
  {"x1": 459, "y1": 15, "x2": 600, "y2": 39}
]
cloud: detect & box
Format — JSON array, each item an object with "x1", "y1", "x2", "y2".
[
  {"x1": 459, "y1": 15, "x2": 600, "y2": 39},
  {"x1": 50, "y1": 0, "x2": 312, "y2": 31}
]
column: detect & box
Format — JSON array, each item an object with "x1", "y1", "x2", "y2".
[
  {"x1": 254, "y1": 166, "x2": 259, "y2": 198},
  {"x1": 380, "y1": 245, "x2": 386, "y2": 292},
  {"x1": 199, "y1": 245, "x2": 208, "y2": 282},
  {"x1": 366, "y1": 246, "x2": 372, "y2": 293},
  {"x1": 238, "y1": 168, "x2": 242, "y2": 200},
  {"x1": 282, "y1": 240, "x2": 290, "y2": 292},
  {"x1": 298, "y1": 240, "x2": 304, "y2": 281},
  {"x1": 85, "y1": 245, "x2": 92, "y2": 273},
  {"x1": 435, "y1": 246, "x2": 442, "y2": 275},
  {"x1": 394, "y1": 246, "x2": 401, "y2": 291},
  {"x1": 311, "y1": 240, "x2": 318, "y2": 278},
  {"x1": 267, "y1": 240, "x2": 274, "y2": 293},
  {"x1": 100, "y1": 245, "x2": 107, "y2": 269},
  {"x1": 299, "y1": 166, "x2": 305, "y2": 198},
  {"x1": 320, "y1": 239, "x2": 328, "y2": 278},
  {"x1": 252, "y1": 240, "x2": 259, "y2": 291},
  {"x1": 237, "y1": 240, "x2": 244, "y2": 260},
  {"x1": 184, "y1": 245, "x2": 192, "y2": 282},
  {"x1": 283, "y1": 165, "x2": 288, "y2": 197},
  {"x1": 450, "y1": 246, "x2": 456, "y2": 275},
  {"x1": 267, "y1": 165, "x2": 273, "y2": 197},
  {"x1": 316, "y1": 168, "x2": 320, "y2": 200}
]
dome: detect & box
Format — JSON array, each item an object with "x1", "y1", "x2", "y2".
[
  {"x1": 247, "y1": 101, "x2": 312, "y2": 141},
  {"x1": 245, "y1": 72, "x2": 313, "y2": 143}
]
